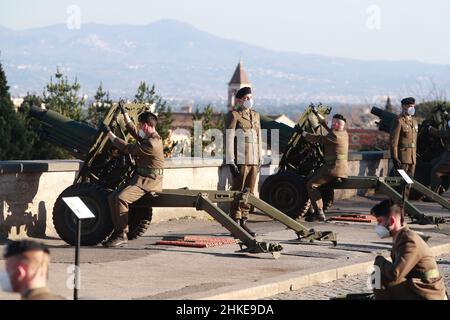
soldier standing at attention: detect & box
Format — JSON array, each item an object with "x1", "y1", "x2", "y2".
[
  {"x1": 100, "y1": 103, "x2": 164, "y2": 247},
  {"x1": 427, "y1": 118, "x2": 450, "y2": 193},
  {"x1": 390, "y1": 97, "x2": 418, "y2": 188},
  {"x1": 302, "y1": 114, "x2": 349, "y2": 222},
  {"x1": 371, "y1": 199, "x2": 447, "y2": 300},
  {"x1": 225, "y1": 87, "x2": 262, "y2": 236},
  {"x1": 0, "y1": 240, "x2": 64, "y2": 300}
]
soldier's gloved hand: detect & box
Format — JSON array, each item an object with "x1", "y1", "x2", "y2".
[
  {"x1": 229, "y1": 163, "x2": 240, "y2": 177},
  {"x1": 98, "y1": 122, "x2": 111, "y2": 134},
  {"x1": 374, "y1": 255, "x2": 387, "y2": 267},
  {"x1": 393, "y1": 159, "x2": 402, "y2": 169},
  {"x1": 301, "y1": 131, "x2": 308, "y2": 137}
]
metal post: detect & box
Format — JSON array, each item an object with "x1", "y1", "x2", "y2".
[
  {"x1": 74, "y1": 218, "x2": 81, "y2": 300},
  {"x1": 401, "y1": 180, "x2": 407, "y2": 225}
]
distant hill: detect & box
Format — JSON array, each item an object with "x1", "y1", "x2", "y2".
[{"x1": 1, "y1": 19, "x2": 449, "y2": 105}]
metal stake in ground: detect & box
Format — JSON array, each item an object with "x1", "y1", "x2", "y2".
[{"x1": 62, "y1": 197, "x2": 96, "y2": 300}]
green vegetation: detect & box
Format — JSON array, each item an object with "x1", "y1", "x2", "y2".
[{"x1": 0, "y1": 62, "x2": 34, "y2": 160}]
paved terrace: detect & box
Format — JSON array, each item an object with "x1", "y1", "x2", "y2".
[{"x1": 1, "y1": 194, "x2": 450, "y2": 300}]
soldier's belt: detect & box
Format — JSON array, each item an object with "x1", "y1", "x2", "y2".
[
  {"x1": 243, "y1": 136, "x2": 258, "y2": 144},
  {"x1": 136, "y1": 167, "x2": 164, "y2": 177},
  {"x1": 324, "y1": 154, "x2": 348, "y2": 162},
  {"x1": 399, "y1": 143, "x2": 416, "y2": 148}
]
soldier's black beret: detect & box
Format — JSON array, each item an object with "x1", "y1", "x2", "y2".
[
  {"x1": 3, "y1": 240, "x2": 50, "y2": 258},
  {"x1": 371, "y1": 199, "x2": 401, "y2": 217},
  {"x1": 138, "y1": 111, "x2": 158, "y2": 124},
  {"x1": 333, "y1": 114, "x2": 347, "y2": 122},
  {"x1": 235, "y1": 87, "x2": 252, "y2": 99},
  {"x1": 401, "y1": 97, "x2": 415, "y2": 105}
]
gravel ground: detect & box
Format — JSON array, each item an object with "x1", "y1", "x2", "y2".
[{"x1": 267, "y1": 254, "x2": 450, "y2": 300}]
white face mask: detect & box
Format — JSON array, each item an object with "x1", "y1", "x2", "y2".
[
  {"x1": 138, "y1": 129, "x2": 147, "y2": 139},
  {"x1": 375, "y1": 224, "x2": 391, "y2": 239},
  {"x1": 406, "y1": 107, "x2": 415, "y2": 116},
  {"x1": 243, "y1": 99, "x2": 253, "y2": 109},
  {"x1": 0, "y1": 271, "x2": 13, "y2": 292}
]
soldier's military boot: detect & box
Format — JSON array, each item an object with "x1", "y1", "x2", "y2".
[
  {"x1": 240, "y1": 218, "x2": 256, "y2": 237},
  {"x1": 305, "y1": 210, "x2": 326, "y2": 222},
  {"x1": 103, "y1": 231, "x2": 128, "y2": 248}
]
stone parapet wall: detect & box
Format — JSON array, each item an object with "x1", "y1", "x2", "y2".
[{"x1": 0, "y1": 152, "x2": 390, "y2": 239}]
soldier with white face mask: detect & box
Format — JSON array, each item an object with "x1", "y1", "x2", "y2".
[
  {"x1": 99, "y1": 103, "x2": 164, "y2": 247},
  {"x1": 225, "y1": 87, "x2": 262, "y2": 237},
  {"x1": 390, "y1": 97, "x2": 418, "y2": 198},
  {"x1": 371, "y1": 199, "x2": 447, "y2": 300},
  {"x1": 302, "y1": 113, "x2": 349, "y2": 222}
]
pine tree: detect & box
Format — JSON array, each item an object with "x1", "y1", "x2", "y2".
[
  {"x1": 43, "y1": 67, "x2": 85, "y2": 121},
  {"x1": 385, "y1": 96, "x2": 393, "y2": 113},
  {"x1": 0, "y1": 62, "x2": 34, "y2": 160},
  {"x1": 19, "y1": 93, "x2": 71, "y2": 159},
  {"x1": 86, "y1": 82, "x2": 112, "y2": 127}
]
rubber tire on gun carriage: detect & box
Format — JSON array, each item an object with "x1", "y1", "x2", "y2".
[{"x1": 53, "y1": 183, "x2": 152, "y2": 245}]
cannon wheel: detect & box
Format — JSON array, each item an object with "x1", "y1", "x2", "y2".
[
  {"x1": 128, "y1": 204, "x2": 153, "y2": 240},
  {"x1": 53, "y1": 183, "x2": 152, "y2": 245},
  {"x1": 260, "y1": 171, "x2": 310, "y2": 219}
]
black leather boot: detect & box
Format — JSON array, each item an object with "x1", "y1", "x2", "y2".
[
  {"x1": 103, "y1": 231, "x2": 128, "y2": 247},
  {"x1": 305, "y1": 210, "x2": 326, "y2": 222},
  {"x1": 240, "y1": 219, "x2": 256, "y2": 237}
]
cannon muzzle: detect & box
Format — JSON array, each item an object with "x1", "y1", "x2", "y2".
[
  {"x1": 370, "y1": 106, "x2": 396, "y2": 133},
  {"x1": 29, "y1": 105, "x2": 99, "y2": 159}
]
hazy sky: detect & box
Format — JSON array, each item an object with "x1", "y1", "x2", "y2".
[{"x1": 1, "y1": 0, "x2": 449, "y2": 65}]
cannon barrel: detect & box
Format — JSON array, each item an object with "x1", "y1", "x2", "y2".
[
  {"x1": 260, "y1": 115, "x2": 295, "y2": 153},
  {"x1": 29, "y1": 105, "x2": 99, "y2": 159},
  {"x1": 370, "y1": 106, "x2": 396, "y2": 133}
]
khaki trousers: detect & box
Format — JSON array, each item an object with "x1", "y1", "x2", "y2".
[
  {"x1": 400, "y1": 163, "x2": 416, "y2": 178},
  {"x1": 306, "y1": 166, "x2": 336, "y2": 213},
  {"x1": 230, "y1": 164, "x2": 258, "y2": 219},
  {"x1": 396, "y1": 163, "x2": 416, "y2": 198},
  {"x1": 108, "y1": 183, "x2": 147, "y2": 233}
]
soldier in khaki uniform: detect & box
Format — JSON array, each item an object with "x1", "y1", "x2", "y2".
[
  {"x1": 390, "y1": 97, "x2": 418, "y2": 188},
  {"x1": 302, "y1": 114, "x2": 349, "y2": 222},
  {"x1": 225, "y1": 87, "x2": 262, "y2": 236},
  {"x1": 427, "y1": 122, "x2": 450, "y2": 193},
  {"x1": 100, "y1": 105, "x2": 164, "y2": 247},
  {"x1": 371, "y1": 199, "x2": 447, "y2": 300},
  {"x1": 1, "y1": 240, "x2": 64, "y2": 300}
]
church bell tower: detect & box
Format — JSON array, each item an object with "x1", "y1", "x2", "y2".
[{"x1": 228, "y1": 60, "x2": 251, "y2": 110}]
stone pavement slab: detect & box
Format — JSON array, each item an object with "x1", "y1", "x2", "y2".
[{"x1": 0, "y1": 195, "x2": 449, "y2": 300}]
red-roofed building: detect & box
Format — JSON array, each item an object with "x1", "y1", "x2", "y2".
[{"x1": 347, "y1": 128, "x2": 389, "y2": 151}]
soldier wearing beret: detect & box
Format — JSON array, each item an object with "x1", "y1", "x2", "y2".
[
  {"x1": 225, "y1": 87, "x2": 262, "y2": 236},
  {"x1": 100, "y1": 104, "x2": 164, "y2": 247},
  {"x1": 371, "y1": 200, "x2": 448, "y2": 300},
  {"x1": 390, "y1": 97, "x2": 418, "y2": 197},
  {"x1": 0, "y1": 240, "x2": 64, "y2": 300},
  {"x1": 302, "y1": 113, "x2": 349, "y2": 222},
  {"x1": 427, "y1": 115, "x2": 450, "y2": 193}
]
